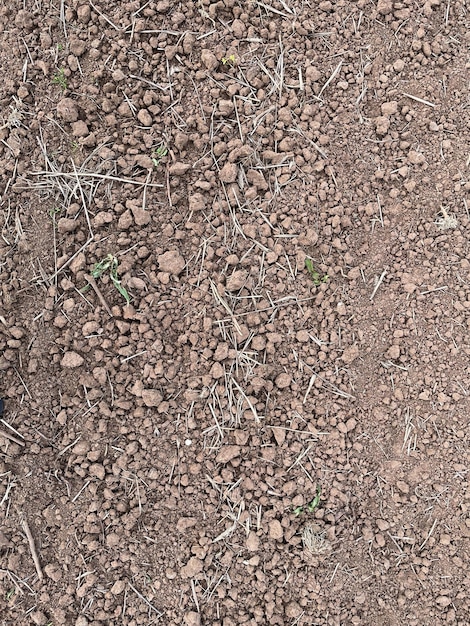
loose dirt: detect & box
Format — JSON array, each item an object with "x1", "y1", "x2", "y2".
[{"x1": 1, "y1": 0, "x2": 470, "y2": 624}]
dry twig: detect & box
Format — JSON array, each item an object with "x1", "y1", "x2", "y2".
[
  {"x1": 84, "y1": 273, "x2": 114, "y2": 317},
  {"x1": 21, "y1": 517, "x2": 43, "y2": 580},
  {"x1": 0, "y1": 429, "x2": 25, "y2": 447}
]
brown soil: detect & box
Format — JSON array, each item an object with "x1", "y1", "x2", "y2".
[{"x1": 1, "y1": 0, "x2": 469, "y2": 624}]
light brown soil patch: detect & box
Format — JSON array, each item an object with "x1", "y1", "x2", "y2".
[{"x1": 1, "y1": 0, "x2": 470, "y2": 624}]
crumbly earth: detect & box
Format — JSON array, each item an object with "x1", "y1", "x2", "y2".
[{"x1": 1, "y1": 0, "x2": 469, "y2": 624}]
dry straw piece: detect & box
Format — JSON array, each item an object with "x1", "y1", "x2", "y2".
[{"x1": 302, "y1": 523, "x2": 331, "y2": 556}]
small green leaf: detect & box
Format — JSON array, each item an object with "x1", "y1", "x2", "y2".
[
  {"x1": 304, "y1": 258, "x2": 328, "y2": 286},
  {"x1": 151, "y1": 145, "x2": 168, "y2": 167},
  {"x1": 293, "y1": 486, "x2": 322, "y2": 517},
  {"x1": 90, "y1": 255, "x2": 131, "y2": 304},
  {"x1": 91, "y1": 254, "x2": 114, "y2": 279},
  {"x1": 221, "y1": 54, "x2": 236, "y2": 66},
  {"x1": 52, "y1": 67, "x2": 68, "y2": 91},
  {"x1": 306, "y1": 486, "x2": 322, "y2": 513},
  {"x1": 111, "y1": 276, "x2": 131, "y2": 305}
]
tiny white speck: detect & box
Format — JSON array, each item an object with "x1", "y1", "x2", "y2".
[{"x1": 185, "y1": 439, "x2": 192, "y2": 446}]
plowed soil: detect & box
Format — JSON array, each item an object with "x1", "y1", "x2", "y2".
[{"x1": 1, "y1": 0, "x2": 470, "y2": 624}]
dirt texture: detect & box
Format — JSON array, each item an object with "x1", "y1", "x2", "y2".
[{"x1": 1, "y1": 0, "x2": 470, "y2": 624}]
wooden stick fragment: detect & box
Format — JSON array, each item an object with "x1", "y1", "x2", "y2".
[
  {"x1": 418, "y1": 518, "x2": 438, "y2": 553},
  {"x1": 318, "y1": 61, "x2": 343, "y2": 99},
  {"x1": 21, "y1": 518, "x2": 43, "y2": 580},
  {"x1": 0, "y1": 429, "x2": 25, "y2": 446},
  {"x1": 402, "y1": 92, "x2": 435, "y2": 107},
  {"x1": 84, "y1": 274, "x2": 114, "y2": 317},
  {"x1": 370, "y1": 269, "x2": 387, "y2": 301}
]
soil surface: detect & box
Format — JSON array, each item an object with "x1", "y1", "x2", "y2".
[{"x1": 1, "y1": 0, "x2": 470, "y2": 624}]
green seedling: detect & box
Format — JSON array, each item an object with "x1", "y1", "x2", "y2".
[
  {"x1": 151, "y1": 145, "x2": 168, "y2": 167},
  {"x1": 48, "y1": 206, "x2": 61, "y2": 219},
  {"x1": 91, "y1": 254, "x2": 131, "y2": 304},
  {"x1": 6, "y1": 588, "x2": 15, "y2": 601},
  {"x1": 52, "y1": 67, "x2": 68, "y2": 91},
  {"x1": 305, "y1": 258, "x2": 328, "y2": 286},
  {"x1": 221, "y1": 54, "x2": 236, "y2": 66},
  {"x1": 294, "y1": 486, "x2": 322, "y2": 517}
]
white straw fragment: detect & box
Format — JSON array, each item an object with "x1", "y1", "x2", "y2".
[{"x1": 402, "y1": 93, "x2": 436, "y2": 107}]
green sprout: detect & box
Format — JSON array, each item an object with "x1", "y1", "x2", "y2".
[
  {"x1": 221, "y1": 54, "x2": 236, "y2": 66},
  {"x1": 48, "y1": 206, "x2": 61, "y2": 219},
  {"x1": 52, "y1": 68, "x2": 68, "y2": 91},
  {"x1": 151, "y1": 145, "x2": 168, "y2": 168},
  {"x1": 6, "y1": 588, "x2": 15, "y2": 601},
  {"x1": 91, "y1": 254, "x2": 131, "y2": 304},
  {"x1": 305, "y1": 258, "x2": 328, "y2": 286},
  {"x1": 294, "y1": 486, "x2": 322, "y2": 517}
]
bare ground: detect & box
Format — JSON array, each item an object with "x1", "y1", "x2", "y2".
[{"x1": 1, "y1": 0, "x2": 470, "y2": 624}]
